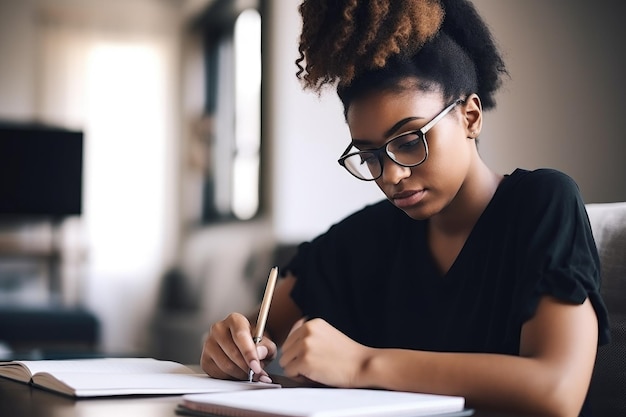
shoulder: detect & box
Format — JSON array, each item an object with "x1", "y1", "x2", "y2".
[
  {"x1": 504, "y1": 168, "x2": 583, "y2": 210},
  {"x1": 339, "y1": 199, "x2": 400, "y2": 224},
  {"x1": 305, "y1": 199, "x2": 412, "y2": 252},
  {"x1": 509, "y1": 168, "x2": 579, "y2": 193},
  {"x1": 321, "y1": 199, "x2": 404, "y2": 234}
]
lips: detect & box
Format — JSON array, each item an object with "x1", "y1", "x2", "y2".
[{"x1": 391, "y1": 189, "x2": 427, "y2": 208}]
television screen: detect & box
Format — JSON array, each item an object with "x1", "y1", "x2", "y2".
[{"x1": 0, "y1": 122, "x2": 83, "y2": 216}]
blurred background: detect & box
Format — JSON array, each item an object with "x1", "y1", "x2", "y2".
[{"x1": 0, "y1": 0, "x2": 624, "y2": 364}]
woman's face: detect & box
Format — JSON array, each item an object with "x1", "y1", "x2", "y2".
[{"x1": 346, "y1": 88, "x2": 476, "y2": 220}]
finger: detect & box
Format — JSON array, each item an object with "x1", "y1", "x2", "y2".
[
  {"x1": 202, "y1": 313, "x2": 254, "y2": 379},
  {"x1": 255, "y1": 345, "x2": 273, "y2": 376},
  {"x1": 201, "y1": 337, "x2": 243, "y2": 379},
  {"x1": 279, "y1": 334, "x2": 305, "y2": 376},
  {"x1": 289, "y1": 318, "x2": 306, "y2": 336},
  {"x1": 258, "y1": 374, "x2": 273, "y2": 384},
  {"x1": 205, "y1": 334, "x2": 250, "y2": 380},
  {"x1": 258, "y1": 339, "x2": 278, "y2": 362},
  {"x1": 281, "y1": 350, "x2": 319, "y2": 384},
  {"x1": 281, "y1": 318, "x2": 306, "y2": 353},
  {"x1": 256, "y1": 345, "x2": 269, "y2": 360},
  {"x1": 227, "y1": 324, "x2": 261, "y2": 375},
  {"x1": 252, "y1": 348, "x2": 273, "y2": 382}
]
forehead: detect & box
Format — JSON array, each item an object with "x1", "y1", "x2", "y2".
[{"x1": 346, "y1": 88, "x2": 445, "y2": 138}]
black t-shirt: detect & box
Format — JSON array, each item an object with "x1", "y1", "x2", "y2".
[{"x1": 285, "y1": 168, "x2": 610, "y2": 415}]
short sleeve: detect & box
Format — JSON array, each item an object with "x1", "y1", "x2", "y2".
[
  {"x1": 283, "y1": 200, "x2": 401, "y2": 334},
  {"x1": 511, "y1": 169, "x2": 610, "y2": 345}
]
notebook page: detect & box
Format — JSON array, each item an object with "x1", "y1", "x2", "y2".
[
  {"x1": 11, "y1": 358, "x2": 194, "y2": 376},
  {"x1": 182, "y1": 387, "x2": 465, "y2": 417},
  {"x1": 33, "y1": 372, "x2": 280, "y2": 397}
]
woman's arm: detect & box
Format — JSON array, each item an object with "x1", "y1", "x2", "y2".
[{"x1": 280, "y1": 296, "x2": 598, "y2": 417}]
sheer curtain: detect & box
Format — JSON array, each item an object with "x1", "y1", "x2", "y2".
[{"x1": 35, "y1": 11, "x2": 179, "y2": 353}]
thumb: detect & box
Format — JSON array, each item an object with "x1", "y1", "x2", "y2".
[
  {"x1": 256, "y1": 344, "x2": 269, "y2": 360},
  {"x1": 288, "y1": 317, "x2": 307, "y2": 337}
]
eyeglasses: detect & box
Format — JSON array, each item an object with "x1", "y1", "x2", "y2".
[{"x1": 337, "y1": 99, "x2": 464, "y2": 181}]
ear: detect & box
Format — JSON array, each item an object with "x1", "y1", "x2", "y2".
[{"x1": 462, "y1": 94, "x2": 482, "y2": 139}]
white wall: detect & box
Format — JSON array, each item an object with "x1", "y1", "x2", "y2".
[
  {"x1": 0, "y1": 1, "x2": 36, "y2": 120},
  {"x1": 265, "y1": 0, "x2": 382, "y2": 244},
  {"x1": 473, "y1": 0, "x2": 626, "y2": 204},
  {"x1": 266, "y1": 0, "x2": 626, "y2": 245}
]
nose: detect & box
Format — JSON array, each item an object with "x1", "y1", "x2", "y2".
[{"x1": 380, "y1": 155, "x2": 410, "y2": 185}]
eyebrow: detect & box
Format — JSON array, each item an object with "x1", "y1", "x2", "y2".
[{"x1": 351, "y1": 116, "x2": 422, "y2": 146}]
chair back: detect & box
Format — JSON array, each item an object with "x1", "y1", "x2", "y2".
[{"x1": 586, "y1": 202, "x2": 626, "y2": 417}]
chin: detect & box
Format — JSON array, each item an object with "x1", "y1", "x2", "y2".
[{"x1": 398, "y1": 205, "x2": 433, "y2": 221}]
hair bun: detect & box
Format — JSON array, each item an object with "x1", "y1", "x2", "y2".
[{"x1": 297, "y1": 0, "x2": 444, "y2": 91}]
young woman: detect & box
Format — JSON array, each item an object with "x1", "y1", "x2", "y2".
[{"x1": 201, "y1": 1, "x2": 610, "y2": 416}]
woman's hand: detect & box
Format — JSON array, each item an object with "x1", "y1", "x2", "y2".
[
  {"x1": 279, "y1": 318, "x2": 373, "y2": 387},
  {"x1": 201, "y1": 312, "x2": 277, "y2": 383}
]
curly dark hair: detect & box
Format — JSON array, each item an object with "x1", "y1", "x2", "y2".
[{"x1": 296, "y1": 0, "x2": 508, "y2": 111}]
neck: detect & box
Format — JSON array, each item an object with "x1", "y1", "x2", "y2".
[{"x1": 430, "y1": 159, "x2": 503, "y2": 236}]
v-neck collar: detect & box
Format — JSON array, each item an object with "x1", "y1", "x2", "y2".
[{"x1": 422, "y1": 171, "x2": 520, "y2": 279}]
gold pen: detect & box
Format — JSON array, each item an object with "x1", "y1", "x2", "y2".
[{"x1": 248, "y1": 266, "x2": 279, "y2": 382}]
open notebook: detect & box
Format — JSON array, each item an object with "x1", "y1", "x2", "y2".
[
  {"x1": 178, "y1": 387, "x2": 472, "y2": 417},
  {"x1": 0, "y1": 357, "x2": 280, "y2": 397}
]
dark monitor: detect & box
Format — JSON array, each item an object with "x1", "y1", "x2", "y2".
[{"x1": 0, "y1": 122, "x2": 83, "y2": 217}]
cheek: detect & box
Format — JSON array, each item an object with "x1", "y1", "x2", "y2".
[
  {"x1": 423, "y1": 132, "x2": 472, "y2": 180},
  {"x1": 374, "y1": 177, "x2": 387, "y2": 193}
]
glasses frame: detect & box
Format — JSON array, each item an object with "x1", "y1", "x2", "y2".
[{"x1": 338, "y1": 99, "x2": 465, "y2": 181}]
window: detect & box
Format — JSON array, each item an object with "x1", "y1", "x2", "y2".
[
  {"x1": 199, "y1": 4, "x2": 262, "y2": 222},
  {"x1": 232, "y1": 9, "x2": 261, "y2": 220}
]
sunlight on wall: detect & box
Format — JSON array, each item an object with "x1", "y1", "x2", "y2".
[
  {"x1": 82, "y1": 41, "x2": 171, "y2": 353},
  {"x1": 85, "y1": 43, "x2": 167, "y2": 277}
]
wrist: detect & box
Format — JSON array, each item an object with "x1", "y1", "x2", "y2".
[{"x1": 357, "y1": 346, "x2": 380, "y2": 388}]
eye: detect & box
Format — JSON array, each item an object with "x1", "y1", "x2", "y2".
[
  {"x1": 359, "y1": 152, "x2": 377, "y2": 166},
  {"x1": 392, "y1": 132, "x2": 422, "y2": 152}
]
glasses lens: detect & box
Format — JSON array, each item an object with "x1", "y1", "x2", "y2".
[
  {"x1": 342, "y1": 152, "x2": 381, "y2": 180},
  {"x1": 387, "y1": 132, "x2": 426, "y2": 166}
]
